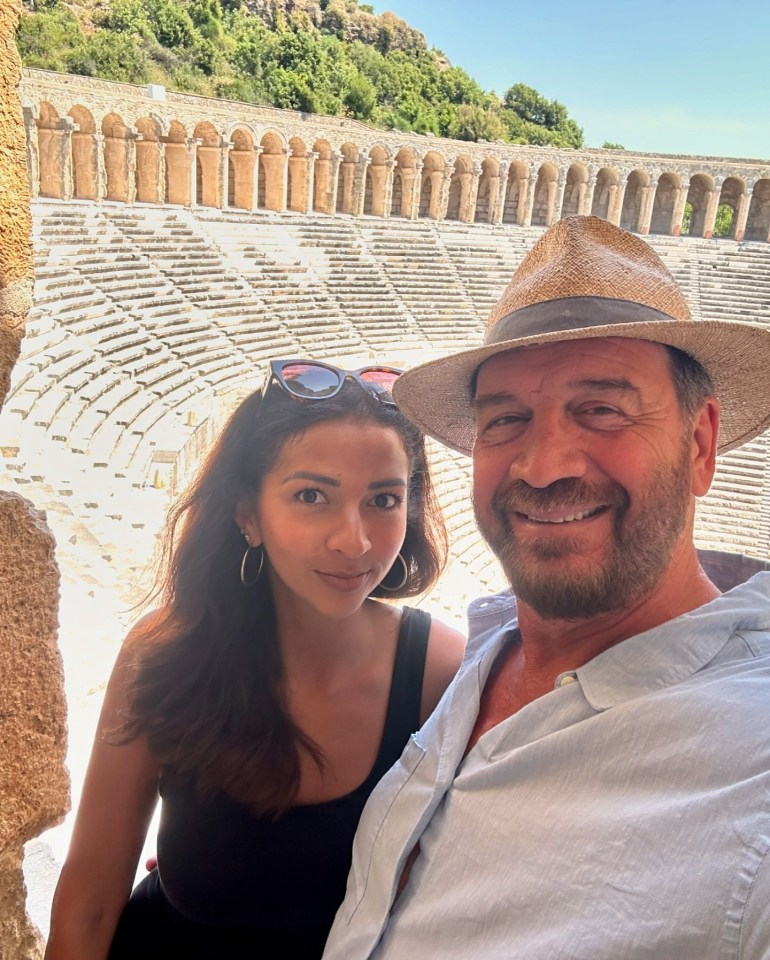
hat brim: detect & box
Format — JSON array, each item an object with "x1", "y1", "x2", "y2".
[{"x1": 393, "y1": 315, "x2": 770, "y2": 456}]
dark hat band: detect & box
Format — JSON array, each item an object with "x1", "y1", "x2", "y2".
[{"x1": 485, "y1": 297, "x2": 682, "y2": 346}]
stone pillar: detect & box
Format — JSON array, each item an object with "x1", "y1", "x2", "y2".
[
  {"x1": 21, "y1": 106, "x2": 39, "y2": 199},
  {"x1": 493, "y1": 160, "x2": 510, "y2": 224},
  {"x1": 367, "y1": 161, "x2": 391, "y2": 218},
  {"x1": 581, "y1": 175, "x2": 597, "y2": 216},
  {"x1": 461, "y1": 162, "x2": 482, "y2": 223},
  {"x1": 408, "y1": 159, "x2": 423, "y2": 220},
  {"x1": 304, "y1": 151, "x2": 318, "y2": 215},
  {"x1": 521, "y1": 171, "x2": 537, "y2": 226},
  {"x1": 278, "y1": 147, "x2": 289, "y2": 212},
  {"x1": 328, "y1": 150, "x2": 342, "y2": 215},
  {"x1": 219, "y1": 138, "x2": 233, "y2": 209},
  {"x1": 250, "y1": 145, "x2": 264, "y2": 211},
  {"x1": 638, "y1": 176, "x2": 659, "y2": 235},
  {"x1": 733, "y1": 186, "x2": 753, "y2": 242},
  {"x1": 382, "y1": 159, "x2": 396, "y2": 218},
  {"x1": 93, "y1": 132, "x2": 107, "y2": 201},
  {"x1": 608, "y1": 178, "x2": 628, "y2": 226},
  {"x1": 156, "y1": 140, "x2": 167, "y2": 204},
  {"x1": 670, "y1": 184, "x2": 689, "y2": 236},
  {"x1": 549, "y1": 171, "x2": 567, "y2": 226},
  {"x1": 701, "y1": 182, "x2": 723, "y2": 239},
  {"x1": 187, "y1": 137, "x2": 201, "y2": 206},
  {"x1": 126, "y1": 129, "x2": 139, "y2": 204},
  {"x1": 353, "y1": 155, "x2": 371, "y2": 217},
  {"x1": 437, "y1": 167, "x2": 453, "y2": 220},
  {"x1": 425, "y1": 170, "x2": 443, "y2": 219}
]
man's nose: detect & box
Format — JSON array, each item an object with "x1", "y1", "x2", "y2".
[
  {"x1": 508, "y1": 413, "x2": 588, "y2": 489},
  {"x1": 327, "y1": 511, "x2": 371, "y2": 557}
]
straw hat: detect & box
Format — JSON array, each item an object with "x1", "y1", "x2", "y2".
[{"x1": 393, "y1": 216, "x2": 770, "y2": 456}]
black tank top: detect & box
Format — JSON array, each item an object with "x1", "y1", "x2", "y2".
[{"x1": 108, "y1": 607, "x2": 431, "y2": 959}]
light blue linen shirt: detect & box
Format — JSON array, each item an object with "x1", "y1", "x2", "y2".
[{"x1": 324, "y1": 573, "x2": 770, "y2": 959}]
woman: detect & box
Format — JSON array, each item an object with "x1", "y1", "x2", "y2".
[{"x1": 45, "y1": 358, "x2": 465, "y2": 959}]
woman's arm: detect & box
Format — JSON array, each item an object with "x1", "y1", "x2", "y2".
[
  {"x1": 419, "y1": 618, "x2": 466, "y2": 724},
  {"x1": 45, "y1": 636, "x2": 161, "y2": 960}
]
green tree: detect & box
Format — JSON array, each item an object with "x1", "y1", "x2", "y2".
[
  {"x1": 602, "y1": 141, "x2": 626, "y2": 150},
  {"x1": 714, "y1": 203, "x2": 735, "y2": 238},
  {"x1": 68, "y1": 31, "x2": 150, "y2": 84},
  {"x1": 448, "y1": 103, "x2": 505, "y2": 142},
  {"x1": 16, "y1": 8, "x2": 84, "y2": 71}
]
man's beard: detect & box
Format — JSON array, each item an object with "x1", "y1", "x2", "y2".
[{"x1": 474, "y1": 443, "x2": 693, "y2": 620}]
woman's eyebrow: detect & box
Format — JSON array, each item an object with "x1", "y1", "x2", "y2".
[{"x1": 282, "y1": 470, "x2": 339, "y2": 486}]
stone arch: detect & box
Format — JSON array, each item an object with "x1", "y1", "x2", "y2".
[
  {"x1": 102, "y1": 112, "x2": 132, "y2": 203},
  {"x1": 531, "y1": 162, "x2": 559, "y2": 227},
  {"x1": 163, "y1": 120, "x2": 190, "y2": 205},
  {"x1": 287, "y1": 136, "x2": 308, "y2": 213},
  {"x1": 37, "y1": 101, "x2": 66, "y2": 198},
  {"x1": 335, "y1": 142, "x2": 358, "y2": 215},
  {"x1": 683, "y1": 173, "x2": 715, "y2": 237},
  {"x1": 446, "y1": 155, "x2": 473, "y2": 222},
  {"x1": 312, "y1": 139, "x2": 333, "y2": 214},
  {"x1": 68, "y1": 105, "x2": 97, "y2": 200},
  {"x1": 228, "y1": 126, "x2": 257, "y2": 210},
  {"x1": 364, "y1": 143, "x2": 390, "y2": 217},
  {"x1": 746, "y1": 179, "x2": 770, "y2": 242},
  {"x1": 474, "y1": 157, "x2": 499, "y2": 224},
  {"x1": 258, "y1": 130, "x2": 286, "y2": 211},
  {"x1": 621, "y1": 169, "x2": 649, "y2": 232},
  {"x1": 591, "y1": 167, "x2": 619, "y2": 221},
  {"x1": 418, "y1": 151, "x2": 446, "y2": 219},
  {"x1": 135, "y1": 116, "x2": 162, "y2": 203},
  {"x1": 650, "y1": 171, "x2": 682, "y2": 235},
  {"x1": 561, "y1": 163, "x2": 589, "y2": 218},
  {"x1": 390, "y1": 147, "x2": 418, "y2": 218},
  {"x1": 194, "y1": 121, "x2": 221, "y2": 207},
  {"x1": 502, "y1": 161, "x2": 530, "y2": 225},
  {"x1": 715, "y1": 177, "x2": 745, "y2": 239}
]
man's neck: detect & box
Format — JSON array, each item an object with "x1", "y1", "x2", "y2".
[{"x1": 517, "y1": 547, "x2": 720, "y2": 678}]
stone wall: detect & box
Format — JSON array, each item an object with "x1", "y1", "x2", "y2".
[
  {"x1": 19, "y1": 69, "x2": 770, "y2": 242},
  {"x1": 0, "y1": 10, "x2": 68, "y2": 960}
]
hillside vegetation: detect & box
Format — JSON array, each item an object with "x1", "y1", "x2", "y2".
[{"x1": 17, "y1": 0, "x2": 584, "y2": 148}]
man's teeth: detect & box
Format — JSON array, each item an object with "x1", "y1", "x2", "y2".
[{"x1": 526, "y1": 507, "x2": 601, "y2": 523}]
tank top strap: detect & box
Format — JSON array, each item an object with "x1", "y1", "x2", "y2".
[{"x1": 367, "y1": 606, "x2": 431, "y2": 785}]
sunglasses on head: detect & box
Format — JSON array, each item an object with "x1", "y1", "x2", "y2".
[{"x1": 265, "y1": 359, "x2": 403, "y2": 406}]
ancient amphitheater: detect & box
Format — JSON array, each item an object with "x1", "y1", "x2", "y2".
[{"x1": 3, "y1": 62, "x2": 770, "y2": 956}]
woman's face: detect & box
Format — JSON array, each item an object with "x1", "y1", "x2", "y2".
[{"x1": 237, "y1": 417, "x2": 411, "y2": 621}]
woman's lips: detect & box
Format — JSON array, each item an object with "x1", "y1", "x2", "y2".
[{"x1": 316, "y1": 570, "x2": 371, "y2": 592}]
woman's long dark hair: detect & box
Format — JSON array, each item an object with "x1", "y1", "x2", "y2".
[{"x1": 118, "y1": 378, "x2": 447, "y2": 815}]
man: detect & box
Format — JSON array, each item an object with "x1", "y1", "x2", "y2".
[{"x1": 323, "y1": 217, "x2": 770, "y2": 959}]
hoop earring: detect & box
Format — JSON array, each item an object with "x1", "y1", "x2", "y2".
[
  {"x1": 240, "y1": 543, "x2": 265, "y2": 587},
  {"x1": 378, "y1": 553, "x2": 408, "y2": 593}
]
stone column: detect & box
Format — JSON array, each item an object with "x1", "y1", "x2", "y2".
[
  {"x1": 219, "y1": 138, "x2": 233, "y2": 209},
  {"x1": 701, "y1": 182, "x2": 723, "y2": 239},
  {"x1": 21, "y1": 105, "x2": 39, "y2": 199},
  {"x1": 367, "y1": 161, "x2": 391, "y2": 218},
  {"x1": 187, "y1": 137, "x2": 201, "y2": 206},
  {"x1": 278, "y1": 147, "x2": 289, "y2": 212},
  {"x1": 156, "y1": 140, "x2": 167, "y2": 204},
  {"x1": 93, "y1": 132, "x2": 107, "y2": 201},
  {"x1": 126, "y1": 129, "x2": 139, "y2": 204},
  {"x1": 328, "y1": 150, "x2": 342, "y2": 215},
  {"x1": 426, "y1": 170, "x2": 443, "y2": 219},
  {"x1": 437, "y1": 167, "x2": 453, "y2": 220},
  {"x1": 638, "y1": 175, "x2": 660, "y2": 235},
  {"x1": 581, "y1": 175, "x2": 597, "y2": 216},
  {"x1": 461, "y1": 162, "x2": 482, "y2": 223},
  {"x1": 670, "y1": 184, "x2": 689, "y2": 236},
  {"x1": 353, "y1": 155, "x2": 372, "y2": 217},
  {"x1": 250, "y1": 145, "x2": 264, "y2": 211},
  {"x1": 521, "y1": 170, "x2": 537, "y2": 226},
  {"x1": 382, "y1": 159, "x2": 396, "y2": 218},
  {"x1": 408, "y1": 159, "x2": 424, "y2": 219},
  {"x1": 549, "y1": 170, "x2": 567, "y2": 225},
  {"x1": 304, "y1": 151, "x2": 318, "y2": 215},
  {"x1": 608, "y1": 178, "x2": 628, "y2": 226},
  {"x1": 733, "y1": 186, "x2": 753, "y2": 242},
  {"x1": 493, "y1": 160, "x2": 510, "y2": 224}
]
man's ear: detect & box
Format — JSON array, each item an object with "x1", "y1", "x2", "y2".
[
  {"x1": 691, "y1": 397, "x2": 719, "y2": 498},
  {"x1": 235, "y1": 499, "x2": 261, "y2": 546}
]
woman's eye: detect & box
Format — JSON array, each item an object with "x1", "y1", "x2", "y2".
[
  {"x1": 296, "y1": 488, "x2": 325, "y2": 505},
  {"x1": 371, "y1": 492, "x2": 402, "y2": 510}
]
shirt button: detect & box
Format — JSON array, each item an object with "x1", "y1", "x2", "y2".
[{"x1": 557, "y1": 673, "x2": 578, "y2": 687}]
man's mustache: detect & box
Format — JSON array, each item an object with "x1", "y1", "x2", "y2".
[{"x1": 488, "y1": 478, "x2": 628, "y2": 520}]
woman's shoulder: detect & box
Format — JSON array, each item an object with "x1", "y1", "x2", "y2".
[{"x1": 420, "y1": 614, "x2": 466, "y2": 724}]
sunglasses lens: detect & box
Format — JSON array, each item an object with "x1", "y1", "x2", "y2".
[
  {"x1": 358, "y1": 369, "x2": 401, "y2": 398},
  {"x1": 280, "y1": 363, "x2": 342, "y2": 399}
]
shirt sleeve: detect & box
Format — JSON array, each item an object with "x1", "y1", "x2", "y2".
[{"x1": 740, "y1": 842, "x2": 770, "y2": 959}]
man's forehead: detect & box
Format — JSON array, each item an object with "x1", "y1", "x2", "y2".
[{"x1": 474, "y1": 337, "x2": 669, "y2": 388}]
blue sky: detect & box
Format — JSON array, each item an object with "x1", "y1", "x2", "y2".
[{"x1": 376, "y1": 0, "x2": 769, "y2": 161}]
